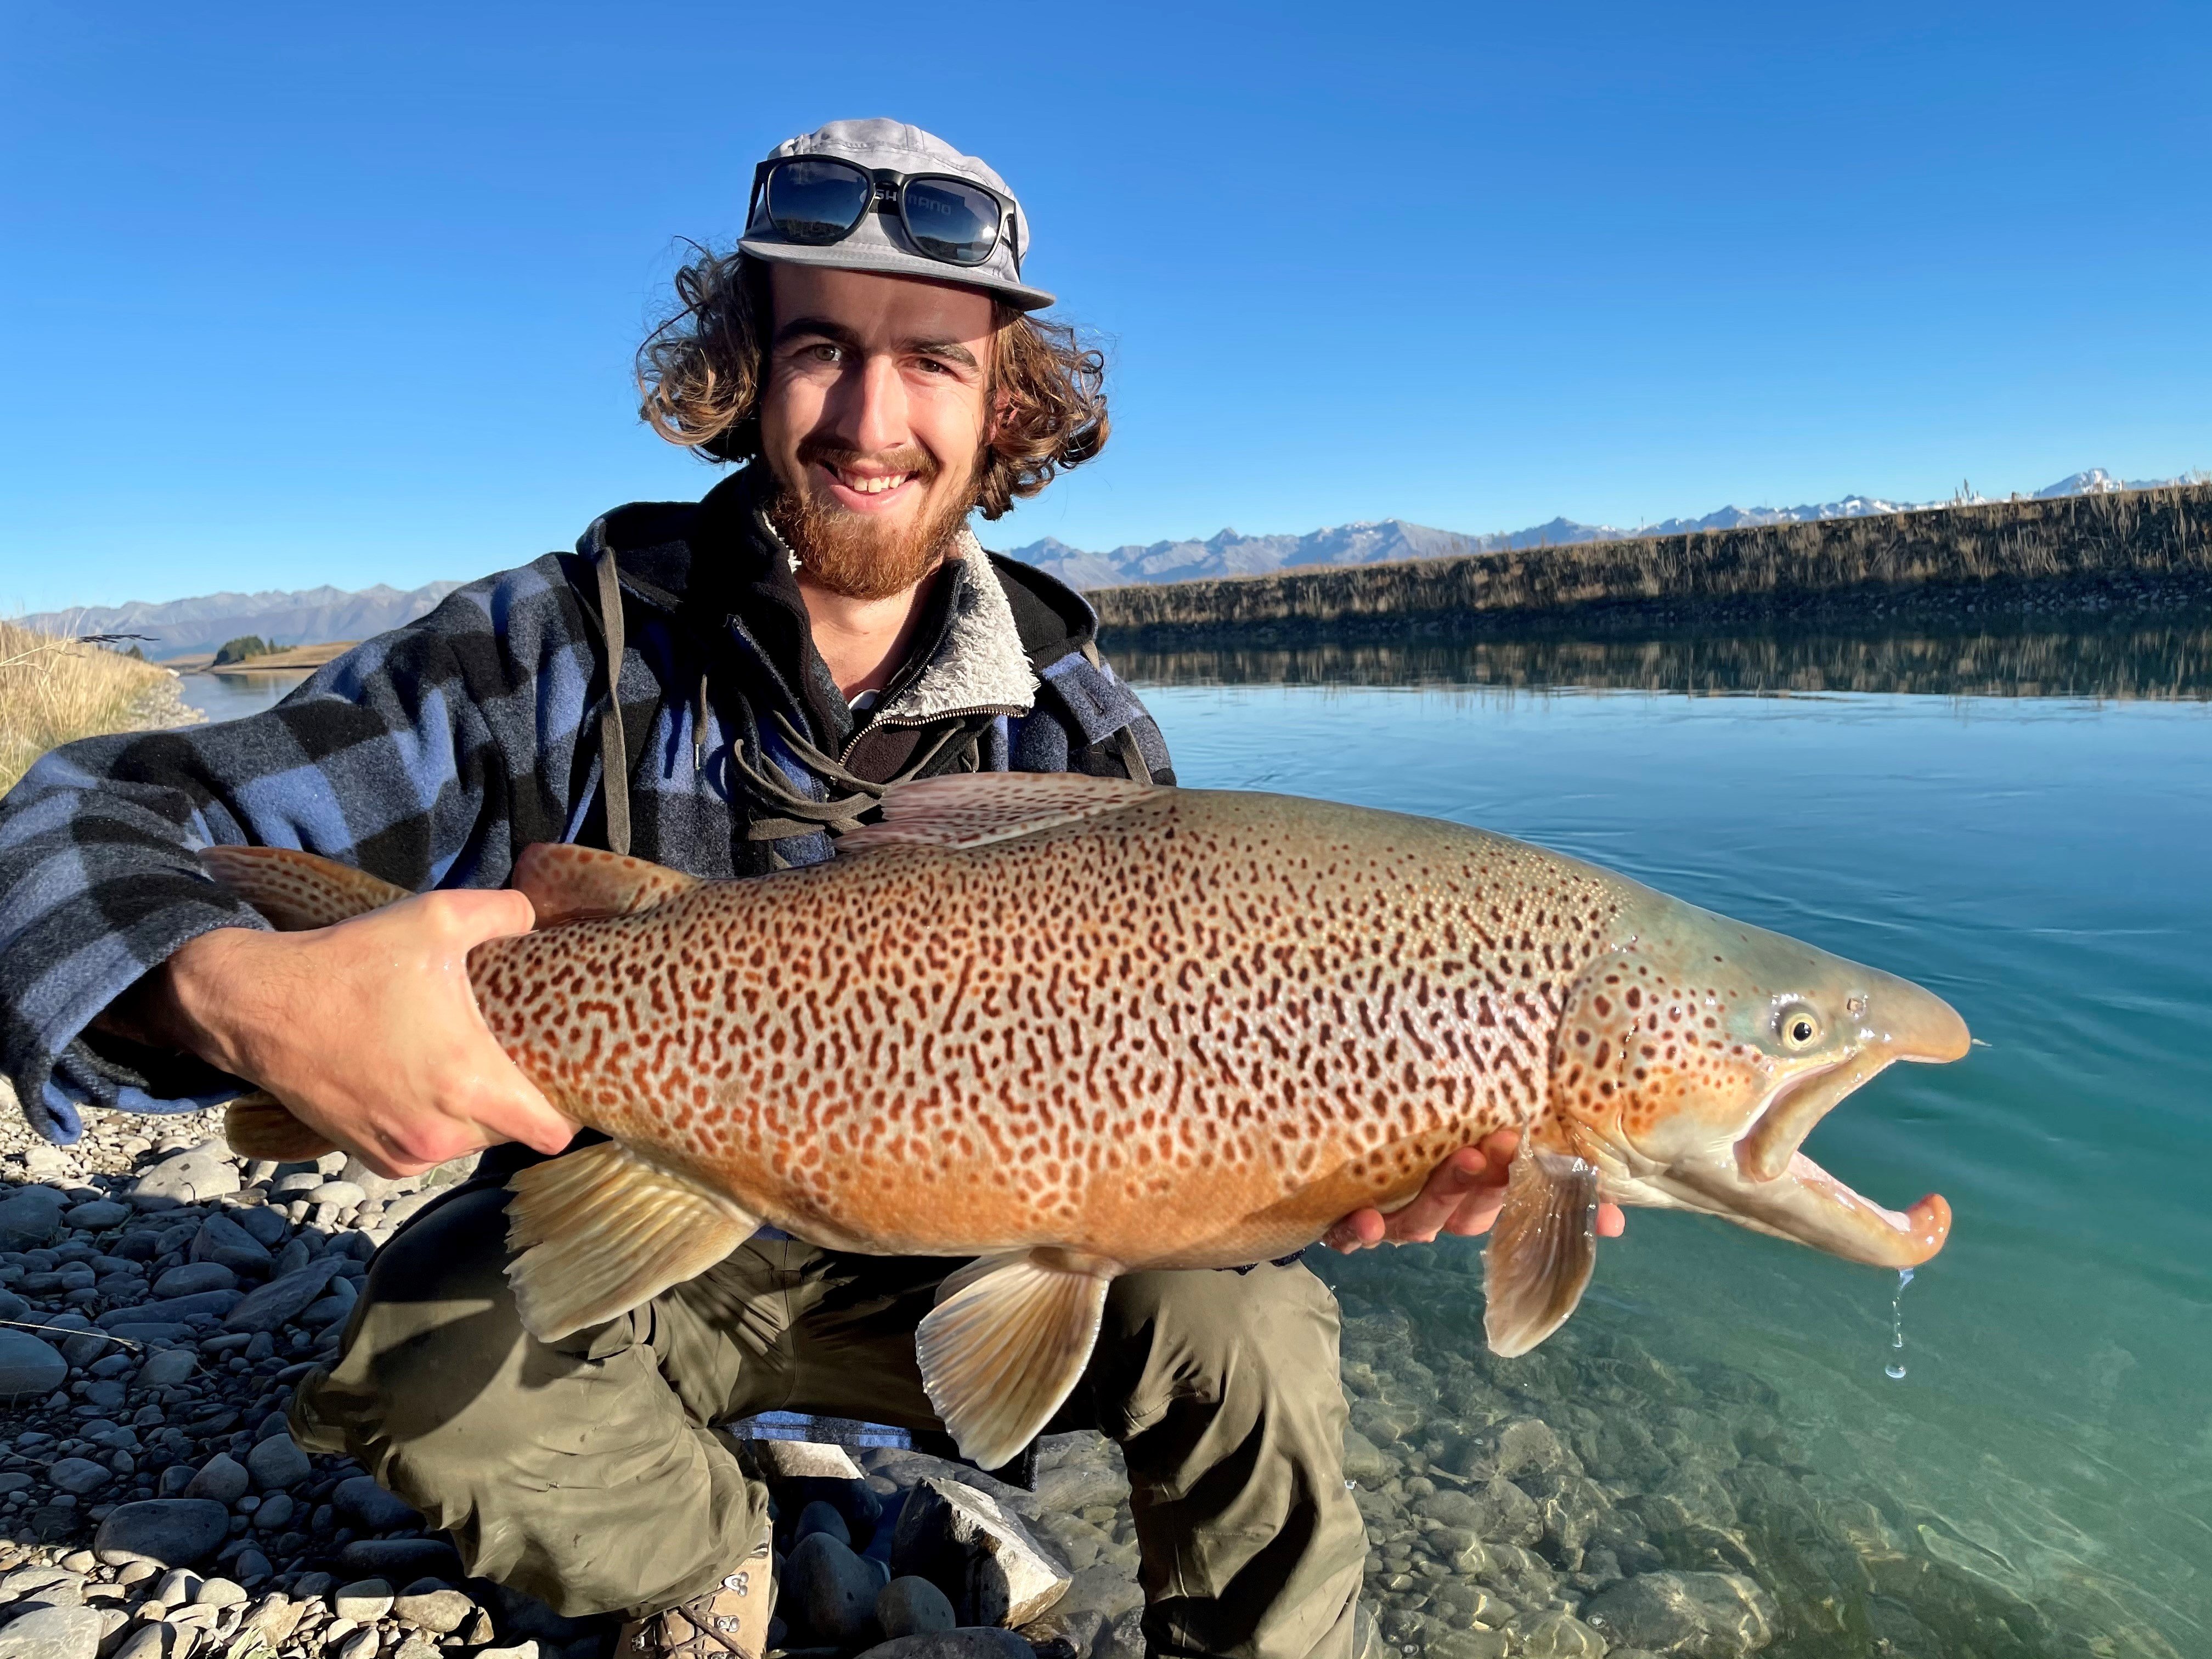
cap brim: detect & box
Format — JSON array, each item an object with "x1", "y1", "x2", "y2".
[{"x1": 738, "y1": 234, "x2": 1055, "y2": 312}]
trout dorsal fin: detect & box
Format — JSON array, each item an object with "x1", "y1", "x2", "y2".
[
  {"x1": 838, "y1": 772, "x2": 1156, "y2": 856},
  {"x1": 1483, "y1": 1146, "x2": 1602, "y2": 1357},
  {"x1": 512, "y1": 843, "x2": 701, "y2": 926},
  {"x1": 198, "y1": 845, "x2": 411, "y2": 930}
]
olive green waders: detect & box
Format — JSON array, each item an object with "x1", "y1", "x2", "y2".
[{"x1": 291, "y1": 1175, "x2": 1367, "y2": 1659}]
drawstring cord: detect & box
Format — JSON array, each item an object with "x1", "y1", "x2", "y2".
[
  {"x1": 727, "y1": 710, "x2": 984, "y2": 844},
  {"x1": 596, "y1": 547, "x2": 631, "y2": 857}
]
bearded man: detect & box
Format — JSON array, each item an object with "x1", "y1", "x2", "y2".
[{"x1": 0, "y1": 121, "x2": 1598, "y2": 1659}]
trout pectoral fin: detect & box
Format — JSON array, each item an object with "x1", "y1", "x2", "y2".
[
  {"x1": 225, "y1": 1090, "x2": 340, "y2": 1161},
  {"x1": 511, "y1": 843, "x2": 701, "y2": 926},
  {"x1": 199, "y1": 845, "x2": 411, "y2": 930},
  {"x1": 1483, "y1": 1149, "x2": 1601, "y2": 1357},
  {"x1": 916, "y1": 1249, "x2": 1116, "y2": 1472},
  {"x1": 505, "y1": 1141, "x2": 757, "y2": 1341}
]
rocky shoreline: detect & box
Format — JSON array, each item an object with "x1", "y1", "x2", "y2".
[{"x1": 0, "y1": 1099, "x2": 2123, "y2": 1659}]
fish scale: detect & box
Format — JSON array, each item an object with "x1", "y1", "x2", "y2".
[{"x1": 206, "y1": 770, "x2": 1968, "y2": 1470}]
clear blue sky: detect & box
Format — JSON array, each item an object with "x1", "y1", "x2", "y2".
[{"x1": 3, "y1": 0, "x2": 2207, "y2": 614}]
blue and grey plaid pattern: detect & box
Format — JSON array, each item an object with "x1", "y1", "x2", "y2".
[{"x1": 0, "y1": 481, "x2": 1170, "y2": 1145}]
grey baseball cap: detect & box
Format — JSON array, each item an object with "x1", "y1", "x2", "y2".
[{"x1": 738, "y1": 118, "x2": 1054, "y2": 311}]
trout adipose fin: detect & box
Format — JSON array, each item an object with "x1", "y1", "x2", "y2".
[{"x1": 916, "y1": 1249, "x2": 1119, "y2": 1471}]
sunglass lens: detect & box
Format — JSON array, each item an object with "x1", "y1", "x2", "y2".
[
  {"x1": 901, "y1": 178, "x2": 1001, "y2": 265},
  {"x1": 766, "y1": 160, "x2": 871, "y2": 244}
]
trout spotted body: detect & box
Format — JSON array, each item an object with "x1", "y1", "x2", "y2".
[{"x1": 210, "y1": 773, "x2": 1969, "y2": 1469}]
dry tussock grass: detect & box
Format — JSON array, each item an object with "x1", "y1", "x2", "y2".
[
  {"x1": 0, "y1": 619, "x2": 196, "y2": 794},
  {"x1": 1093, "y1": 483, "x2": 2212, "y2": 635}
]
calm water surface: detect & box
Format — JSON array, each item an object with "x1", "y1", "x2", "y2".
[
  {"x1": 174, "y1": 670, "x2": 312, "y2": 723},
  {"x1": 1136, "y1": 655, "x2": 2209, "y2": 1654}
]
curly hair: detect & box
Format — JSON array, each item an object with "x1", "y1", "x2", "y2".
[{"x1": 636, "y1": 248, "x2": 1108, "y2": 520}]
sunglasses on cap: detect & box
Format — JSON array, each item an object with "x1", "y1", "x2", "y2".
[{"x1": 748, "y1": 156, "x2": 1023, "y2": 272}]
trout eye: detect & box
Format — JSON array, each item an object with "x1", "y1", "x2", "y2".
[{"x1": 1776, "y1": 1003, "x2": 1821, "y2": 1049}]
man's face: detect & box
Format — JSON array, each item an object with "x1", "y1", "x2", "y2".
[{"x1": 758, "y1": 263, "x2": 997, "y2": 601}]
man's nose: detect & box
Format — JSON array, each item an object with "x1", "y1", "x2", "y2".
[{"x1": 827, "y1": 352, "x2": 911, "y2": 457}]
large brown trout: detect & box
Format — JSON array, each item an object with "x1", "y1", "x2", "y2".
[{"x1": 208, "y1": 772, "x2": 1968, "y2": 1467}]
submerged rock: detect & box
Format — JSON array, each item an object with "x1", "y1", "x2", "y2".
[{"x1": 1582, "y1": 1569, "x2": 1778, "y2": 1656}]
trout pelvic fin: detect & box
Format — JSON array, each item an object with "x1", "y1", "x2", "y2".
[
  {"x1": 838, "y1": 772, "x2": 1155, "y2": 856},
  {"x1": 916, "y1": 1249, "x2": 1117, "y2": 1471},
  {"x1": 224, "y1": 1090, "x2": 340, "y2": 1161},
  {"x1": 1483, "y1": 1147, "x2": 1602, "y2": 1357},
  {"x1": 198, "y1": 844, "x2": 411, "y2": 930},
  {"x1": 505, "y1": 1140, "x2": 757, "y2": 1341},
  {"x1": 511, "y1": 843, "x2": 701, "y2": 927}
]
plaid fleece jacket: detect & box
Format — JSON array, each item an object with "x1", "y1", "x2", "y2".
[{"x1": 0, "y1": 471, "x2": 1171, "y2": 1144}]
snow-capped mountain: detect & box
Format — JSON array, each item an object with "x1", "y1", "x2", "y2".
[{"x1": 1009, "y1": 469, "x2": 2197, "y2": 589}]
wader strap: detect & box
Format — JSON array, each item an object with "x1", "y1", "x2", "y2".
[{"x1": 596, "y1": 546, "x2": 631, "y2": 857}]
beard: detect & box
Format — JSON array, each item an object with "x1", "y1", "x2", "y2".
[{"x1": 768, "y1": 441, "x2": 980, "y2": 601}]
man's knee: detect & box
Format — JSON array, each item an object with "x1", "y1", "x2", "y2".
[{"x1": 1096, "y1": 1258, "x2": 1344, "y2": 1433}]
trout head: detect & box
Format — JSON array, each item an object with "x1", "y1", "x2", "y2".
[{"x1": 1484, "y1": 890, "x2": 1969, "y2": 1356}]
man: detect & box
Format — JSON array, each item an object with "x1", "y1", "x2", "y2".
[{"x1": 0, "y1": 120, "x2": 1614, "y2": 1659}]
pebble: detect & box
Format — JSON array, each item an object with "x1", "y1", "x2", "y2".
[
  {"x1": 43, "y1": 1462, "x2": 109, "y2": 1498},
  {"x1": 786, "y1": 1532, "x2": 879, "y2": 1647},
  {"x1": 222, "y1": 1260, "x2": 344, "y2": 1334},
  {"x1": 181, "y1": 1455, "x2": 250, "y2": 1505},
  {"x1": 149, "y1": 1263, "x2": 238, "y2": 1298},
  {"x1": 60, "y1": 1200, "x2": 129, "y2": 1232},
  {"x1": 0, "y1": 1188, "x2": 64, "y2": 1248},
  {"x1": 128, "y1": 1149, "x2": 241, "y2": 1207},
  {"x1": 92, "y1": 1499, "x2": 232, "y2": 1567},
  {"x1": 792, "y1": 1500, "x2": 851, "y2": 1549},
  {"x1": 0, "y1": 1333, "x2": 68, "y2": 1401},
  {"x1": 391, "y1": 1589, "x2": 475, "y2": 1634},
  {"x1": 1582, "y1": 1570, "x2": 1779, "y2": 1657},
  {"x1": 876, "y1": 1576, "x2": 957, "y2": 1639},
  {"x1": 332, "y1": 1579, "x2": 396, "y2": 1622},
  {"x1": 191, "y1": 1577, "x2": 247, "y2": 1609},
  {"x1": 245, "y1": 1434, "x2": 312, "y2": 1492},
  {"x1": 134, "y1": 1348, "x2": 198, "y2": 1388},
  {"x1": 0, "y1": 1606, "x2": 104, "y2": 1659},
  {"x1": 332, "y1": 1630, "x2": 381, "y2": 1659},
  {"x1": 330, "y1": 1476, "x2": 420, "y2": 1533}
]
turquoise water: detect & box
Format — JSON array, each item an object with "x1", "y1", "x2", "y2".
[{"x1": 1137, "y1": 660, "x2": 2210, "y2": 1655}]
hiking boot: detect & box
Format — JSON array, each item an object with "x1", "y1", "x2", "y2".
[{"x1": 617, "y1": 1542, "x2": 774, "y2": 1659}]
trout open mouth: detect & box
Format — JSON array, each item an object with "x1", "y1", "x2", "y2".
[{"x1": 1672, "y1": 1040, "x2": 1959, "y2": 1267}]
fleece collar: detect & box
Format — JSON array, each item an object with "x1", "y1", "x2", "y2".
[{"x1": 748, "y1": 501, "x2": 1038, "y2": 725}]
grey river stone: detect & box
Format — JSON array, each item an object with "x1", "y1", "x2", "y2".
[
  {"x1": 246, "y1": 1432, "x2": 312, "y2": 1491},
  {"x1": 875, "y1": 1577, "x2": 956, "y2": 1640},
  {"x1": 151, "y1": 1263, "x2": 238, "y2": 1297},
  {"x1": 0, "y1": 1189, "x2": 64, "y2": 1248},
  {"x1": 94, "y1": 1290, "x2": 241, "y2": 1329},
  {"x1": 182, "y1": 1454, "x2": 250, "y2": 1503},
  {"x1": 93, "y1": 1499, "x2": 233, "y2": 1566},
  {"x1": 334, "y1": 1474, "x2": 422, "y2": 1532},
  {"x1": 129, "y1": 1149, "x2": 240, "y2": 1207},
  {"x1": 786, "y1": 1533, "x2": 879, "y2": 1646},
  {"x1": 1581, "y1": 1570, "x2": 1778, "y2": 1657},
  {"x1": 46, "y1": 1458, "x2": 111, "y2": 1497},
  {"x1": 0, "y1": 1606, "x2": 104, "y2": 1659},
  {"x1": 222, "y1": 1260, "x2": 343, "y2": 1333},
  {"x1": 62, "y1": 1200, "x2": 131, "y2": 1231},
  {"x1": 0, "y1": 1331, "x2": 66, "y2": 1400}
]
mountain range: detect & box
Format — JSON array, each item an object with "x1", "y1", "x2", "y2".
[{"x1": 22, "y1": 468, "x2": 2195, "y2": 657}]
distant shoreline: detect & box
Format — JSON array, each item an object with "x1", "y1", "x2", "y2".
[
  {"x1": 1091, "y1": 483, "x2": 2212, "y2": 646},
  {"x1": 170, "y1": 641, "x2": 354, "y2": 675}
]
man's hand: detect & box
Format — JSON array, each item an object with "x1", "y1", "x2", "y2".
[
  {"x1": 1323, "y1": 1128, "x2": 1627, "y2": 1253},
  {"x1": 136, "y1": 890, "x2": 575, "y2": 1178}
]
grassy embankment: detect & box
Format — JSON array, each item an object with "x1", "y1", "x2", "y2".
[
  {"x1": 0, "y1": 619, "x2": 201, "y2": 795},
  {"x1": 1091, "y1": 482, "x2": 2212, "y2": 647}
]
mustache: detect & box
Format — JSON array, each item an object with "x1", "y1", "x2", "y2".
[{"x1": 796, "y1": 439, "x2": 940, "y2": 481}]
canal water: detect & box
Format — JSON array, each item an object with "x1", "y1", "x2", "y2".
[{"x1": 1127, "y1": 624, "x2": 2209, "y2": 1658}]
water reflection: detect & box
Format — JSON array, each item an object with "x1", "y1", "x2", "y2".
[{"x1": 1109, "y1": 618, "x2": 2212, "y2": 701}]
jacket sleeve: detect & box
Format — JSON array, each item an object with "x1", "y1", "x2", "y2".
[
  {"x1": 1012, "y1": 648, "x2": 1177, "y2": 787},
  {"x1": 0, "y1": 556, "x2": 595, "y2": 1144}
]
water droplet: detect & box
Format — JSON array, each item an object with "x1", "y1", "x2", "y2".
[{"x1": 1884, "y1": 1267, "x2": 1915, "y2": 1381}]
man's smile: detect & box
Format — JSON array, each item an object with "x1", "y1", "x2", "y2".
[{"x1": 815, "y1": 459, "x2": 923, "y2": 511}]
